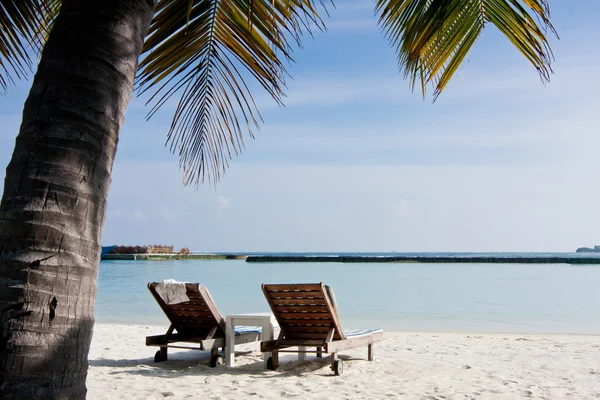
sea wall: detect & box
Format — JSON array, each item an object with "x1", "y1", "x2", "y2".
[
  {"x1": 101, "y1": 253, "x2": 246, "y2": 261},
  {"x1": 245, "y1": 255, "x2": 600, "y2": 264}
]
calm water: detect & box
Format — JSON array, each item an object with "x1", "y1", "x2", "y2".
[{"x1": 96, "y1": 257, "x2": 600, "y2": 334}]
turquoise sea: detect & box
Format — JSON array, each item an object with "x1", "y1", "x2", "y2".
[{"x1": 96, "y1": 253, "x2": 600, "y2": 334}]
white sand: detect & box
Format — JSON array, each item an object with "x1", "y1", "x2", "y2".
[{"x1": 88, "y1": 324, "x2": 600, "y2": 399}]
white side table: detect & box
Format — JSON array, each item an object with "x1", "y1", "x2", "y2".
[{"x1": 225, "y1": 313, "x2": 277, "y2": 368}]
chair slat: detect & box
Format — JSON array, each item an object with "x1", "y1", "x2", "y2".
[
  {"x1": 285, "y1": 325, "x2": 331, "y2": 333},
  {"x1": 285, "y1": 332, "x2": 329, "y2": 339},
  {"x1": 272, "y1": 299, "x2": 327, "y2": 306},
  {"x1": 166, "y1": 310, "x2": 214, "y2": 318},
  {"x1": 262, "y1": 283, "x2": 345, "y2": 342},
  {"x1": 279, "y1": 312, "x2": 331, "y2": 319},
  {"x1": 168, "y1": 315, "x2": 215, "y2": 322},
  {"x1": 264, "y1": 284, "x2": 323, "y2": 291},
  {"x1": 167, "y1": 304, "x2": 210, "y2": 310},
  {"x1": 147, "y1": 282, "x2": 225, "y2": 340},
  {"x1": 269, "y1": 292, "x2": 325, "y2": 299},
  {"x1": 274, "y1": 306, "x2": 329, "y2": 312},
  {"x1": 278, "y1": 319, "x2": 332, "y2": 325}
]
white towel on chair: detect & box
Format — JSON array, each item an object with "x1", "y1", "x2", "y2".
[{"x1": 155, "y1": 279, "x2": 190, "y2": 305}]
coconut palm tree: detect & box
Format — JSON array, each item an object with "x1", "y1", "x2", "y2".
[{"x1": 0, "y1": 0, "x2": 554, "y2": 398}]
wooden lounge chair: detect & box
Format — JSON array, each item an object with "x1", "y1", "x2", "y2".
[
  {"x1": 145, "y1": 282, "x2": 261, "y2": 367},
  {"x1": 260, "y1": 283, "x2": 383, "y2": 375}
]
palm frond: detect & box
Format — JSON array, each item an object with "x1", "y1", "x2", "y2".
[
  {"x1": 136, "y1": 0, "x2": 326, "y2": 185},
  {"x1": 0, "y1": 0, "x2": 60, "y2": 92},
  {"x1": 376, "y1": 0, "x2": 556, "y2": 99}
]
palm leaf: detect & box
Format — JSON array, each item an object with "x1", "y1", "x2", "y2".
[
  {"x1": 0, "y1": 0, "x2": 60, "y2": 92},
  {"x1": 376, "y1": 0, "x2": 556, "y2": 99},
  {"x1": 136, "y1": 0, "x2": 326, "y2": 185}
]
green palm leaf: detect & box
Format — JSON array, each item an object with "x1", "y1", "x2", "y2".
[
  {"x1": 376, "y1": 0, "x2": 556, "y2": 99},
  {"x1": 136, "y1": 0, "x2": 326, "y2": 185},
  {"x1": 0, "y1": 0, "x2": 60, "y2": 92}
]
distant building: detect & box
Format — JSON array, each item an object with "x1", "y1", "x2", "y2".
[{"x1": 147, "y1": 245, "x2": 174, "y2": 254}]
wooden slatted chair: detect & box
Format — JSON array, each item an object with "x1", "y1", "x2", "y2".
[
  {"x1": 146, "y1": 282, "x2": 261, "y2": 367},
  {"x1": 260, "y1": 283, "x2": 383, "y2": 375}
]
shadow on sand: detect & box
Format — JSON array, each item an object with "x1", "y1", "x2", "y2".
[{"x1": 89, "y1": 351, "x2": 358, "y2": 379}]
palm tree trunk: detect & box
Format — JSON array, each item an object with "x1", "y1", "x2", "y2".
[{"x1": 0, "y1": 1, "x2": 155, "y2": 398}]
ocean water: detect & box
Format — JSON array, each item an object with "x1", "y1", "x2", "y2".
[{"x1": 96, "y1": 256, "x2": 600, "y2": 334}]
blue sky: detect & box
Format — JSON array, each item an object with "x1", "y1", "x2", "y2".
[{"x1": 1, "y1": 1, "x2": 600, "y2": 252}]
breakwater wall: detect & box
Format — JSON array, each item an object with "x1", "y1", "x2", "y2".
[
  {"x1": 245, "y1": 255, "x2": 600, "y2": 264},
  {"x1": 102, "y1": 253, "x2": 246, "y2": 261}
]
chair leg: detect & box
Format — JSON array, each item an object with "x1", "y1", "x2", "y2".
[
  {"x1": 330, "y1": 352, "x2": 338, "y2": 370},
  {"x1": 298, "y1": 345, "x2": 306, "y2": 361},
  {"x1": 272, "y1": 350, "x2": 279, "y2": 369},
  {"x1": 209, "y1": 347, "x2": 224, "y2": 367},
  {"x1": 368, "y1": 344, "x2": 374, "y2": 361},
  {"x1": 154, "y1": 346, "x2": 168, "y2": 362},
  {"x1": 331, "y1": 352, "x2": 343, "y2": 376},
  {"x1": 316, "y1": 346, "x2": 323, "y2": 358}
]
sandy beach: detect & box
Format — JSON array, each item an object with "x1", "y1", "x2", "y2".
[{"x1": 87, "y1": 324, "x2": 600, "y2": 399}]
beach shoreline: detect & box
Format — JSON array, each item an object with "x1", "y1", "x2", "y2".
[
  {"x1": 88, "y1": 323, "x2": 600, "y2": 399},
  {"x1": 93, "y1": 318, "x2": 600, "y2": 337}
]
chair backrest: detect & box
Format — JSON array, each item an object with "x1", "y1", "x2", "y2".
[
  {"x1": 262, "y1": 283, "x2": 346, "y2": 342},
  {"x1": 148, "y1": 282, "x2": 226, "y2": 338}
]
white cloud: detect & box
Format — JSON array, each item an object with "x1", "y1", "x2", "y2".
[
  {"x1": 133, "y1": 210, "x2": 146, "y2": 221},
  {"x1": 216, "y1": 196, "x2": 232, "y2": 209}
]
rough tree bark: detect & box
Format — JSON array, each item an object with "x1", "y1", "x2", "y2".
[{"x1": 0, "y1": 0, "x2": 156, "y2": 398}]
